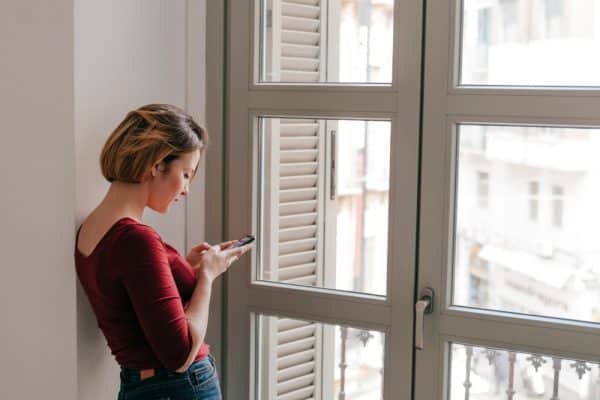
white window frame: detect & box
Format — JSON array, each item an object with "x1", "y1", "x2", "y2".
[
  {"x1": 417, "y1": 0, "x2": 600, "y2": 398},
  {"x1": 220, "y1": 0, "x2": 423, "y2": 399}
]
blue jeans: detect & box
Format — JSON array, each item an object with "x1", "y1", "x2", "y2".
[{"x1": 118, "y1": 355, "x2": 222, "y2": 400}]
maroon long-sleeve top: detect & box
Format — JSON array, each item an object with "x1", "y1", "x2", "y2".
[{"x1": 74, "y1": 217, "x2": 209, "y2": 371}]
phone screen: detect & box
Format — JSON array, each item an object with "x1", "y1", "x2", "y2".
[{"x1": 233, "y1": 234, "x2": 255, "y2": 248}]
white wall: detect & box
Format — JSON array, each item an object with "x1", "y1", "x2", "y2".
[
  {"x1": 75, "y1": 1, "x2": 200, "y2": 398},
  {"x1": 1, "y1": 1, "x2": 216, "y2": 398},
  {"x1": 0, "y1": 1, "x2": 77, "y2": 399}
]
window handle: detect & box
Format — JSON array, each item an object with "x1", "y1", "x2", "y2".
[
  {"x1": 330, "y1": 130, "x2": 337, "y2": 200},
  {"x1": 415, "y1": 287, "x2": 434, "y2": 350}
]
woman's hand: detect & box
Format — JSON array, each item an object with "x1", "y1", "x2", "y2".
[
  {"x1": 186, "y1": 240, "x2": 237, "y2": 268},
  {"x1": 186, "y1": 242, "x2": 211, "y2": 268},
  {"x1": 195, "y1": 243, "x2": 254, "y2": 282}
]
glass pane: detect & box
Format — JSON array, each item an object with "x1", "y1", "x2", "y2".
[
  {"x1": 257, "y1": 117, "x2": 390, "y2": 296},
  {"x1": 255, "y1": 314, "x2": 384, "y2": 399},
  {"x1": 460, "y1": 0, "x2": 600, "y2": 86},
  {"x1": 453, "y1": 124, "x2": 600, "y2": 323},
  {"x1": 449, "y1": 343, "x2": 600, "y2": 400},
  {"x1": 258, "y1": 0, "x2": 394, "y2": 83}
]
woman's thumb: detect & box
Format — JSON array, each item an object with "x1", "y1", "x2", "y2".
[{"x1": 193, "y1": 242, "x2": 211, "y2": 251}]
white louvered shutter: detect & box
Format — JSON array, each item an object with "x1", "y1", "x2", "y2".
[
  {"x1": 264, "y1": 0, "x2": 325, "y2": 83},
  {"x1": 260, "y1": 2, "x2": 338, "y2": 399},
  {"x1": 278, "y1": 118, "x2": 325, "y2": 287},
  {"x1": 261, "y1": 117, "x2": 327, "y2": 400}
]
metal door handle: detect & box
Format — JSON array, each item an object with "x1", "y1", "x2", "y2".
[
  {"x1": 330, "y1": 130, "x2": 337, "y2": 200},
  {"x1": 415, "y1": 287, "x2": 434, "y2": 350}
]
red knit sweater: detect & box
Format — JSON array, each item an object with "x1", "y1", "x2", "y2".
[{"x1": 74, "y1": 217, "x2": 209, "y2": 371}]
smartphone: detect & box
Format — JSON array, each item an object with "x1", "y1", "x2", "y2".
[{"x1": 232, "y1": 234, "x2": 255, "y2": 248}]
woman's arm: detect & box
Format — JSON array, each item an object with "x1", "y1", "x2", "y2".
[
  {"x1": 118, "y1": 226, "x2": 199, "y2": 371},
  {"x1": 175, "y1": 276, "x2": 212, "y2": 372},
  {"x1": 175, "y1": 243, "x2": 253, "y2": 372}
]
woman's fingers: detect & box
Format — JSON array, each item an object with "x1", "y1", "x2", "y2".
[
  {"x1": 223, "y1": 242, "x2": 254, "y2": 260},
  {"x1": 219, "y1": 240, "x2": 237, "y2": 250},
  {"x1": 192, "y1": 242, "x2": 211, "y2": 252}
]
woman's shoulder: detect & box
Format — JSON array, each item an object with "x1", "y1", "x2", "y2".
[
  {"x1": 115, "y1": 219, "x2": 162, "y2": 243},
  {"x1": 110, "y1": 219, "x2": 168, "y2": 255},
  {"x1": 77, "y1": 215, "x2": 158, "y2": 258}
]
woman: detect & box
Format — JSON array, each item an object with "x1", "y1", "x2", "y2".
[{"x1": 75, "y1": 104, "x2": 251, "y2": 399}]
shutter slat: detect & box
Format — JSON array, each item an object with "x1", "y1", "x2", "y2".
[
  {"x1": 277, "y1": 374, "x2": 316, "y2": 396},
  {"x1": 282, "y1": 16, "x2": 320, "y2": 32},
  {"x1": 281, "y1": 137, "x2": 319, "y2": 149},
  {"x1": 278, "y1": 324, "x2": 317, "y2": 344},
  {"x1": 277, "y1": 361, "x2": 316, "y2": 383},
  {"x1": 279, "y1": 238, "x2": 318, "y2": 255},
  {"x1": 279, "y1": 225, "x2": 318, "y2": 242},
  {"x1": 280, "y1": 123, "x2": 319, "y2": 136},
  {"x1": 280, "y1": 188, "x2": 318, "y2": 202},
  {"x1": 283, "y1": 0, "x2": 319, "y2": 5},
  {"x1": 282, "y1": 43, "x2": 320, "y2": 58},
  {"x1": 278, "y1": 263, "x2": 317, "y2": 280},
  {"x1": 278, "y1": 348, "x2": 315, "y2": 370},
  {"x1": 281, "y1": 70, "x2": 320, "y2": 82},
  {"x1": 280, "y1": 175, "x2": 318, "y2": 190},
  {"x1": 282, "y1": 56, "x2": 320, "y2": 71},
  {"x1": 278, "y1": 336, "x2": 316, "y2": 357},
  {"x1": 282, "y1": 2, "x2": 320, "y2": 19},
  {"x1": 281, "y1": 149, "x2": 318, "y2": 163},
  {"x1": 280, "y1": 162, "x2": 318, "y2": 177},
  {"x1": 278, "y1": 318, "x2": 312, "y2": 331},
  {"x1": 280, "y1": 200, "x2": 317, "y2": 216},
  {"x1": 283, "y1": 275, "x2": 318, "y2": 285},
  {"x1": 282, "y1": 30, "x2": 320, "y2": 45},
  {"x1": 278, "y1": 385, "x2": 316, "y2": 400},
  {"x1": 281, "y1": 120, "x2": 319, "y2": 127},
  {"x1": 279, "y1": 251, "x2": 317, "y2": 268},
  {"x1": 279, "y1": 213, "x2": 318, "y2": 228}
]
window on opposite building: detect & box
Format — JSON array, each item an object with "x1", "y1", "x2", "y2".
[
  {"x1": 545, "y1": 0, "x2": 566, "y2": 38},
  {"x1": 528, "y1": 181, "x2": 539, "y2": 221},
  {"x1": 477, "y1": 171, "x2": 489, "y2": 208},
  {"x1": 552, "y1": 185, "x2": 564, "y2": 228},
  {"x1": 500, "y1": 0, "x2": 519, "y2": 42}
]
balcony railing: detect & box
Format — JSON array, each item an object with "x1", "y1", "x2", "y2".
[{"x1": 452, "y1": 344, "x2": 600, "y2": 400}]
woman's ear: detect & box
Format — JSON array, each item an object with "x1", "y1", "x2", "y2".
[{"x1": 152, "y1": 161, "x2": 166, "y2": 177}]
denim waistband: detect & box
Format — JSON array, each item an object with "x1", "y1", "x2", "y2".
[{"x1": 120, "y1": 355, "x2": 212, "y2": 384}]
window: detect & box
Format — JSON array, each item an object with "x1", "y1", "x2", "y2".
[
  {"x1": 460, "y1": 0, "x2": 600, "y2": 86},
  {"x1": 476, "y1": 171, "x2": 489, "y2": 209},
  {"x1": 224, "y1": 0, "x2": 600, "y2": 398},
  {"x1": 552, "y1": 185, "x2": 564, "y2": 228},
  {"x1": 528, "y1": 181, "x2": 539, "y2": 222},
  {"x1": 257, "y1": 117, "x2": 391, "y2": 296},
  {"x1": 500, "y1": 0, "x2": 518, "y2": 42},
  {"x1": 545, "y1": 0, "x2": 565, "y2": 38},
  {"x1": 256, "y1": 314, "x2": 384, "y2": 399},
  {"x1": 454, "y1": 125, "x2": 598, "y2": 322},
  {"x1": 226, "y1": 0, "x2": 422, "y2": 397},
  {"x1": 477, "y1": 8, "x2": 491, "y2": 46},
  {"x1": 258, "y1": 0, "x2": 395, "y2": 83}
]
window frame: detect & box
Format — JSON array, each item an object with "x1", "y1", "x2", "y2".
[
  {"x1": 417, "y1": 0, "x2": 600, "y2": 398},
  {"x1": 222, "y1": 0, "x2": 423, "y2": 398}
]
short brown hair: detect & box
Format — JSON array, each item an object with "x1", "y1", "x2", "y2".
[{"x1": 100, "y1": 104, "x2": 209, "y2": 183}]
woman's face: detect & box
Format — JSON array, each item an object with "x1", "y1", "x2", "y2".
[{"x1": 147, "y1": 149, "x2": 201, "y2": 213}]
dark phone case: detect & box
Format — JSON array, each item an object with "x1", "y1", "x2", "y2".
[{"x1": 234, "y1": 235, "x2": 255, "y2": 247}]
